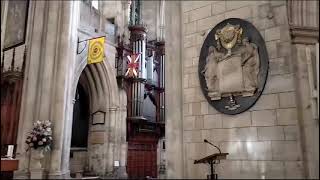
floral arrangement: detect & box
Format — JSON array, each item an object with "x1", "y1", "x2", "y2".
[{"x1": 25, "y1": 120, "x2": 52, "y2": 151}]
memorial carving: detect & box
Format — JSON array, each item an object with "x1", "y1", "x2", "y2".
[{"x1": 199, "y1": 19, "x2": 269, "y2": 115}]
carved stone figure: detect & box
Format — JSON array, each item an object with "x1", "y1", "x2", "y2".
[
  {"x1": 202, "y1": 23, "x2": 261, "y2": 109},
  {"x1": 240, "y1": 38, "x2": 260, "y2": 96}
]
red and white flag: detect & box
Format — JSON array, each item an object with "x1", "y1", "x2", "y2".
[{"x1": 125, "y1": 53, "x2": 140, "y2": 78}]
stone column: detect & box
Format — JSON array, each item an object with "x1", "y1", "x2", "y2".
[
  {"x1": 13, "y1": 1, "x2": 80, "y2": 179},
  {"x1": 14, "y1": 1, "x2": 48, "y2": 178},
  {"x1": 159, "y1": 0, "x2": 165, "y2": 41},
  {"x1": 120, "y1": 0, "x2": 131, "y2": 44},
  {"x1": 290, "y1": 26, "x2": 319, "y2": 179},
  {"x1": 164, "y1": 1, "x2": 184, "y2": 178},
  {"x1": 1, "y1": 0, "x2": 8, "y2": 54},
  {"x1": 105, "y1": 106, "x2": 118, "y2": 176},
  {"x1": 47, "y1": 1, "x2": 80, "y2": 178},
  {"x1": 114, "y1": 102, "x2": 128, "y2": 178}
]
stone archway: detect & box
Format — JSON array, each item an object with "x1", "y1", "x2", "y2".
[{"x1": 60, "y1": 48, "x2": 128, "y2": 178}]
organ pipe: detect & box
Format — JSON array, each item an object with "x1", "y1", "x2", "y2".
[{"x1": 129, "y1": 25, "x2": 147, "y2": 118}]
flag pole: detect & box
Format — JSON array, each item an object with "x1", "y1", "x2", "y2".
[{"x1": 76, "y1": 35, "x2": 106, "y2": 55}]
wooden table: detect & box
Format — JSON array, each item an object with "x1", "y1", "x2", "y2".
[
  {"x1": 1, "y1": 158, "x2": 19, "y2": 171},
  {"x1": 1, "y1": 158, "x2": 19, "y2": 179}
]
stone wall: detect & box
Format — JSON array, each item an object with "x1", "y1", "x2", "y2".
[
  {"x1": 180, "y1": 1, "x2": 305, "y2": 178},
  {"x1": 141, "y1": 1, "x2": 158, "y2": 41}
]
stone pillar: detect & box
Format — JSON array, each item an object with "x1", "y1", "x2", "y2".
[
  {"x1": 1, "y1": 0, "x2": 8, "y2": 55},
  {"x1": 159, "y1": 0, "x2": 165, "y2": 41},
  {"x1": 290, "y1": 25, "x2": 319, "y2": 179},
  {"x1": 47, "y1": 1, "x2": 80, "y2": 178},
  {"x1": 121, "y1": 0, "x2": 131, "y2": 44},
  {"x1": 114, "y1": 98, "x2": 128, "y2": 178},
  {"x1": 14, "y1": 1, "x2": 80, "y2": 179},
  {"x1": 106, "y1": 106, "x2": 118, "y2": 175},
  {"x1": 14, "y1": 1, "x2": 45, "y2": 178},
  {"x1": 164, "y1": 1, "x2": 184, "y2": 178}
]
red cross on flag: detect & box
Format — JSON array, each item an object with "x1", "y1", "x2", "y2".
[{"x1": 125, "y1": 53, "x2": 140, "y2": 78}]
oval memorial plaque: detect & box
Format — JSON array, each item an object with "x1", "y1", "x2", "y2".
[{"x1": 198, "y1": 18, "x2": 269, "y2": 115}]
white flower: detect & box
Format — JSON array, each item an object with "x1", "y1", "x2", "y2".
[
  {"x1": 42, "y1": 138, "x2": 46, "y2": 142},
  {"x1": 45, "y1": 120, "x2": 51, "y2": 126},
  {"x1": 33, "y1": 136, "x2": 37, "y2": 141},
  {"x1": 46, "y1": 128, "x2": 51, "y2": 132},
  {"x1": 38, "y1": 141, "x2": 43, "y2": 145},
  {"x1": 37, "y1": 120, "x2": 41, "y2": 124}
]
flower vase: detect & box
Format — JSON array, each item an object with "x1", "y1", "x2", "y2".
[{"x1": 30, "y1": 148, "x2": 44, "y2": 169}]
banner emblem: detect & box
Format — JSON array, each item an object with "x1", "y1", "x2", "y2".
[
  {"x1": 88, "y1": 37, "x2": 105, "y2": 64},
  {"x1": 125, "y1": 53, "x2": 140, "y2": 78}
]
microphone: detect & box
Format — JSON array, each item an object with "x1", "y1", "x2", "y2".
[{"x1": 204, "y1": 139, "x2": 221, "y2": 154}]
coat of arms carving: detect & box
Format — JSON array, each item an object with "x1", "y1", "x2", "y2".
[{"x1": 199, "y1": 19, "x2": 269, "y2": 115}]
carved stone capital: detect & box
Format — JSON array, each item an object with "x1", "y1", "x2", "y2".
[{"x1": 290, "y1": 25, "x2": 319, "y2": 45}]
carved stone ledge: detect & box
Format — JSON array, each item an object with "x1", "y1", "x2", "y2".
[
  {"x1": 109, "y1": 106, "x2": 119, "y2": 112},
  {"x1": 290, "y1": 25, "x2": 319, "y2": 45}
]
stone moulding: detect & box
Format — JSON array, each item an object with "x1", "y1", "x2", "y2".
[{"x1": 289, "y1": 25, "x2": 319, "y2": 45}]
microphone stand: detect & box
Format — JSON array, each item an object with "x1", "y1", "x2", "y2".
[
  {"x1": 204, "y1": 139, "x2": 221, "y2": 154},
  {"x1": 203, "y1": 139, "x2": 220, "y2": 180}
]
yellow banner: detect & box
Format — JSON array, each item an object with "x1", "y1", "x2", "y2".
[{"x1": 88, "y1": 37, "x2": 105, "y2": 64}]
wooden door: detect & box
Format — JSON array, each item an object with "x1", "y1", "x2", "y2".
[
  {"x1": 1, "y1": 79, "x2": 23, "y2": 149},
  {"x1": 127, "y1": 138, "x2": 157, "y2": 178}
]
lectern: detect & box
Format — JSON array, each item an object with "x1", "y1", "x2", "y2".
[
  {"x1": 194, "y1": 153, "x2": 228, "y2": 180},
  {"x1": 194, "y1": 139, "x2": 228, "y2": 180}
]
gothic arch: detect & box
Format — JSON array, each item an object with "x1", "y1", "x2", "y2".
[{"x1": 60, "y1": 44, "x2": 127, "y2": 175}]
